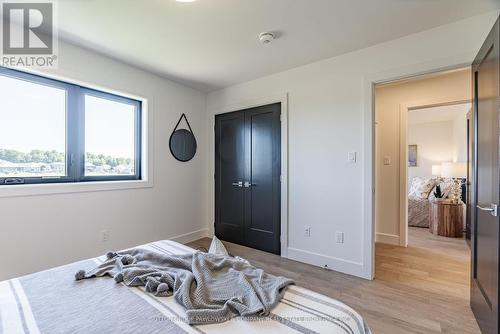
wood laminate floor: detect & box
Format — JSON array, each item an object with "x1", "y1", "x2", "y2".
[{"x1": 187, "y1": 227, "x2": 478, "y2": 334}]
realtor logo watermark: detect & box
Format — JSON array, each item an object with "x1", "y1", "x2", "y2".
[{"x1": 1, "y1": 1, "x2": 58, "y2": 68}]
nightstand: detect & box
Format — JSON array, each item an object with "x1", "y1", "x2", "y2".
[{"x1": 429, "y1": 200, "x2": 464, "y2": 238}]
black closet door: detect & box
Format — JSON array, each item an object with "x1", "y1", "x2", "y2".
[
  {"x1": 243, "y1": 104, "x2": 281, "y2": 254},
  {"x1": 215, "y1": 103, "x2": 281, "y2": 255},
  {"x1": 215, "y1": 110, "x2": 246, "y2": 245}
]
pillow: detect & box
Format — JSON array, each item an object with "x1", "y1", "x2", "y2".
[
  {"x1": 428, "y1": 179, "x2": 454, "y2": 200},
  {"x1": 208, "y1": 236, "x2": 229, "y2": 256},
  {"x1": 408, "y1": 177, "x2": 438, "y2": 199}
]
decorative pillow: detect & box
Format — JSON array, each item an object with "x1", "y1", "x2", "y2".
[
  {"x1": 208, "y1": 236, "x2": 229, "y2": 256},
  {"x1": 408, "y1": 177, "x2": 438, "y2": 199},
  {"x1": 428, "y1": 178, "x2": 454, "y2": 200}
]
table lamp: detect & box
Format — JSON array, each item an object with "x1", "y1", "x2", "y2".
[{"x1": 431, "y1": 165, "x2": 442, "y2": 176}]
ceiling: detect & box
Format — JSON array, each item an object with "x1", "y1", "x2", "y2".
[
  {"x1": 53, "y1": 0, "x2": 500, "y2": 92},
  {"x1": 409, "y1": 103, "x2": 471, "y2": 125}
]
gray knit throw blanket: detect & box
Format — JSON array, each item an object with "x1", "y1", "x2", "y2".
[{"x1": 75, "y1": 249, "x2": 293, "y2": 325}]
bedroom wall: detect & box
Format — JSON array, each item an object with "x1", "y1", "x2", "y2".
[
  {"x1": 0, "y1": 40, "x2": 209, "y2": 280},
  {"x1": 375, "y1": 71, "x2": 471, "y2": 246},
  {"x1": 406, "y1": 103, "x2": 470, "y2": 181},
  {"x1": 206, "y1": 11, "x2": 497, "y2": 278},
  {"x1": 452, "y1": 109, "x2": 469, "y2": 162},
  {"x1": 407, "y1": 120, "x2": 455, "y2": 180}
]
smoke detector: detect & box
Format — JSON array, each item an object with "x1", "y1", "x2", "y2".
[{"x1": 259, "y1": 32, "x2": 275, "y2": 44}]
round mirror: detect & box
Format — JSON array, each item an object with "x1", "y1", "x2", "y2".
[{"x1": 169, "y1": 128, "x2": 197, "y2": 162}]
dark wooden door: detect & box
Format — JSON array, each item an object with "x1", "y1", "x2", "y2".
[
  {"x1": 466, "y1": 109, "x2": 473, "y2": 246},
  {"x1": 215, "y1": 103, "x2": 281, "y2": 255},
  {"x1": 471, "y1": 16, "x2": 500, "y2": 334},
  {"x1": 215, "y1": 110, "x2": 246, "y2": 245}
]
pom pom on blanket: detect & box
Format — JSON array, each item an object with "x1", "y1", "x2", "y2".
[
  {"x1": 114, "y1": 272, "x2": 124, "y2": 283},
  {"x1": 145, "y1": 277, "x2": 159, "y2": 293},
  {"x1": 156, "y1": 283, "x2": 169, "y2": 296},
  {"x1": 144, "y1": 277, "x2": 170, "y2": 296},
  {"x1": 75, "y1": 270, "x2": 86, "y2": 281},
  {"x1": 121, "y1": 254, "x2": 136, "y2": 265},
  {"x1": 106, "y1": 251, "x2": 117, "y2": 259}
]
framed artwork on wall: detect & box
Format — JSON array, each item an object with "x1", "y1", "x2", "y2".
[{"x1": 408, "y1": 144, "x2": 417, "y2": 167}]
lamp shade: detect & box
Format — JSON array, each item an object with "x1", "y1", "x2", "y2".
[
  {"x1": 441, "y1": 162, "x2": 466, "y2": 178},
  {"x1": 431, "y1": 165, "x2": 442, "y2": 176}
]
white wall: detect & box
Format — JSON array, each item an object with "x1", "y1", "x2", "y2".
[
  {"x1": 407, "y1": 120, "x2": 454, "y2": 180},
  {"x1": 206, "y1": 11, "x2": 498, "y2": 278},
  {"x1": 0, "y1": 40, "x2": 209, "y2": 280},
  {"x1": 407, "y1": 103, "x2": 470, "y2": 180},
  {"x1": 452, "y1": 109, "x2": 469, "y2": 162}
]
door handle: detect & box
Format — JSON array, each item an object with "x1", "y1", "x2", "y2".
[
  {"x1": 244, "y1": 181, "x2": 256, "y2": 188},
  {"x1": 232, "y1": 181, "x2": 243, "y2": 187},
  {"x1": 477, "y1": 204, "x2": 498, "y2": 217}
]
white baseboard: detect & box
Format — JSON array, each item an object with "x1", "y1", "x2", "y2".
[
  {"x1": 170, "y1": 228, "x2": 209, "y2": 244},
  {"x1": 287, "y1": 247, "x2": 368, "y2": 279},
  {"x1": 375, "y1": 232, "x2": 400, "y2": 245}
]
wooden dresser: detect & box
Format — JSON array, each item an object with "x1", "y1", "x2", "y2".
[{"x1": 429, "y1": 200, "x2": 464, "y2": 237}]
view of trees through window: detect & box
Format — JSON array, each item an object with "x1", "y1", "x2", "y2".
[
  {"x1": 0, "y1": 148, "x2": 134, "y2": 177},
  {"x1": 84, "y1": 152, "x2": 134, "y2": 176}
]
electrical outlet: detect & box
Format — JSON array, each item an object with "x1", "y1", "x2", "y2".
[
  {"x1": 383, "y1": 156, "x2": 391, "y2": 165},
  {"x1": 304, "y1": 226, "x2": 311, "y2": 237},
  {"x1": 335, "y1": 231, "x2": 344, "y2": 243},
  {"x1": 101, "y1": 230, "x2": 110, "y2": 242}
]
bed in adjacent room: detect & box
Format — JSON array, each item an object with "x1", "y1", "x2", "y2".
[
  {"x1": 408, "y1": 177, "x2": 465, "y2": 228},
  {"x1": 0, "y1": 240, "x2": 371, "y2": 334}
]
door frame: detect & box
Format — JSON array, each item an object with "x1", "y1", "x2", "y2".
[
  {"x1": 208, "y1": 92, "x2": 289, "y2": 257},
  {"x1": 397, "y1": 98, "x2": 471, "y2": 247},
  {"x1": 363, "y1": 53, "x2": 476, "y2": 279}
]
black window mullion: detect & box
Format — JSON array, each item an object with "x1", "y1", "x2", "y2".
[
  {"x1": 134, "y1": 100, "x2": 142, "y2": 180},
  {"x1": 76, "y1": 86, "x2": 85, "y2": 182},
  {"x1": 66, "y1": 85, "x2": 81, "y2": 182}
]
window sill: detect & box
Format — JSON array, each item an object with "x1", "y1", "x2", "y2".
[{"x1": 0, "y1": 179, "x2": 153, "y2": 198}]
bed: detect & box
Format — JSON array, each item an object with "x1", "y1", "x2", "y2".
[
  {"x1": 0, "y1": 240, "x2": 371, "y2": 334},
  {"x1": 408, "y1": 197, "x2": 431, "y2": 227},
  {"x1": 407, "y1": 177, "x2": 466, "y2": 228}
]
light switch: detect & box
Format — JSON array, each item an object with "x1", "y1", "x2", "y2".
[
  {"x1": 383, "y1": 156, "x2": 391, "y2": 165},
  {"x1": 335, "y1": 232, "x2": 344, "y2": 244},
  {"x1": 347, "y1": 151, "x2": 357, "y2": 163}
]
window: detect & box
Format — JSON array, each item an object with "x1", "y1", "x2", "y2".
[
  {"x1": 84, "y1": 93, "x2": 138, "y2": 178},
  {"x1": 0, "y1": 67, "x2": 142, "y2": 185}
]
